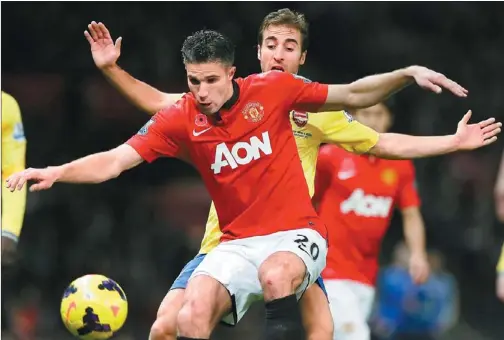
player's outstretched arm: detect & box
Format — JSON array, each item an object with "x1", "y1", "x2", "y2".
[
  {"x1": 320, "y1": 66, "x2": 467, "y2": 111},
  {"x1": 5, "y1": 144, "x2": 143, "y2": 193},
  {"x1": 369, "y1": 111, "x2": 501, "y2": 159},
  {"x1": 84, "y1": 21, "x2": 182, "y2": 115}
]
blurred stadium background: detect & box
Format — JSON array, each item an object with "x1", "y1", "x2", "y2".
[{"x1": 2, "y1": 2, "x2": 504, "y2": 339}]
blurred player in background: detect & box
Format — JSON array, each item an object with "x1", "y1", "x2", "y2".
[
  {"x1": 314, "y1": 103, "x2": 445, "y2": 340},
  {"x1": 495, "y1": 150, "x2": 504, "y2": 301},
  {"x1": 1, "y1": 91, "x2": 27, "y2": 329},
  {"x1": 82, "y1": 9, "x2": 474, "y2": 340}
]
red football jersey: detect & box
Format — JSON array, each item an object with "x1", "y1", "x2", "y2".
[
  {"x1": 314, "y1": 144, "x2": 420, "y2": 285},
  {"x1": 127, "y1": 71, "x2": 329, "y2": 242}
]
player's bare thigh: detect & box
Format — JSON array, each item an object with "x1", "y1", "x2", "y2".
[
  {"x1": 300, "y1": 283, "x2": 334, "y2": 340},
  {"x1": 177, "y1": 274, "x2": 233, "y2": 337},
  {"x1": 150, "y1": 288, "x2": 185, "y2": 340}
]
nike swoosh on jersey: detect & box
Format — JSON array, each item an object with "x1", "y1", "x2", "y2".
[{"x1": 193, "y1": 127, "x2": 212, "y2": 136}]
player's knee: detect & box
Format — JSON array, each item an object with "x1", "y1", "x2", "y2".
[
  {"x1": 149, "y1": 316, "x2": 176, "y2": 340},
  {"x1": 176, "y1": 299, "x2": 213, "y2": 336},
  {"x1": 259, "y1": 251, "x2": 306, "y2": 300}
]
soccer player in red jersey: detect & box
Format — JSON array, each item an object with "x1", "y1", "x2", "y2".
[
  {"x1": 82, "y1": 14, "x2": 472, "y2": 340},
  {"x1": 7, "y1": 29, "x2": 498, "y2": 339},
  {"x1": 313, "y1": 103, "x2": 500, "y2": 340}
]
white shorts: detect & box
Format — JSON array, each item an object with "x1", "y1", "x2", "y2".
[
  {"x1": 325, "y1": 279, "x2": 376, "y2": 340},
  {"x1": 190, "y1": 228, "x2": 327, "y2": 325}
]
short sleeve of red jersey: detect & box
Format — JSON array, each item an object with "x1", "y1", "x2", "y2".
[
  {"x1": 398, "y1": 160, "x2": 421, "y2": 209},
  {"x1": 126, "y1": 104, "x2": 187, "y2": 163},
  {"x1": 264, "y1": 71, "x2": 329, "y2": 113}
]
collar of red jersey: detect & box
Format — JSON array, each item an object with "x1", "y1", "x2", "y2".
[
  {"x1": 211, "y1": 80, "x2": 240, "y2": 123},
  {"x1": 221, "y1": 80, "x2": 240, "y2": 110}
]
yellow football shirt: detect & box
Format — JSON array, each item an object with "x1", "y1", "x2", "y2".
[
  {"x1": 1, "y1": 91, "x2": 27, "y2": 241},
  {"x1": 198, "y1": 110, "x2": 379, "y2": 254}
]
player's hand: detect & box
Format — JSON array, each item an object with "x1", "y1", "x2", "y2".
[
  {"x1": 409, "y1": 253, "x2": 430, "y2": 284},
  {"x1": 5, "y1": 167, "x2": 61, "y2": 193},
  {"x1": 497, "y1": 274, "x2": 504, "y2": 302},
  {"x1": 454, "y1": 110, "x2": 501, "y2": 150},
  {"x1": 84, "y1": 21, "x2": 122, "y2": 70},
  {"x1": 407, "y1": 66, "x2": 468, "y2": 97}
]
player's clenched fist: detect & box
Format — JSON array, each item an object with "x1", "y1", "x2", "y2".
[
  {"x1": 5, "y1": 167, "x2": 61, "y2": 193},
  {"x1": 407, "y1": 65, "x2": 468, "y2": 97}
]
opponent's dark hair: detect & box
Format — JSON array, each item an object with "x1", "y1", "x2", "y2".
[
  {"x1": 258, "y1": 8, "x2": 310, "y2": 52},
  {"x1": 181, "y1": 30, "x2": 235, "y2": 66}
]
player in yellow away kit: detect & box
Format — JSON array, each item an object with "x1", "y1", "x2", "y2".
[
  {"x1": 1, "y1": 91, "x2": 27, "y2": 265},
  {"x1": 1, "y1": 91, "x2": 27, "y2": 331}
]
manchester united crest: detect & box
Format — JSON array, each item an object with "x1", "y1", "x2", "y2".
[
  {"x1": 381, "y1": 168, "x2": 398, "y2": 186},
  {"x1": 291, "y1": 110, "x2": 308, "y2": 127},
  {"x1": 242, "y1": 102, "x2": 264, "y2": 123}
]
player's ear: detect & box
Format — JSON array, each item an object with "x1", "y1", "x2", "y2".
[
  {"x1": 228, "y1": 66, "x2": 236, "y2": 80},
  {"x1": 300, "y1": 51, "x2": 307, "y2": 66},
  {"x1": 257, "y1": 44, "x2": 261, "y2": 61}
]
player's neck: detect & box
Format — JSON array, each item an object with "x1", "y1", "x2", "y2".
[{"x1": 220, "y1": 80, "x2": 240, "y2": 111}]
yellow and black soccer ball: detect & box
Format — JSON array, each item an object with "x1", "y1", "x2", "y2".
[{"x1": 60, "y1": 274, "x2": 128, "y2": 339}]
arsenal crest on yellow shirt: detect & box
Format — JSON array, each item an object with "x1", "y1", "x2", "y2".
[{"x1": 291, "y1": 110, "x2": 308, "y2": 127}]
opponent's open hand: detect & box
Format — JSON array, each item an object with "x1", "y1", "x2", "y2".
[
  {"x1": 408, "y1": 66, "x2": 468, "y2": 97},
  {"x1": 5, "y1": 167, "x2": 61, "y2": 193},
  {"x1": 84, "y1": 21, "x2": 122, "y2": 70},
  {"x1": 454, "y1": 110, "x2": 501, "y2": 150}
]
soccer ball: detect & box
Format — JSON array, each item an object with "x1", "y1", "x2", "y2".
[{"x1": 60, "y1": 274, "x2": 128, "y2": 339}]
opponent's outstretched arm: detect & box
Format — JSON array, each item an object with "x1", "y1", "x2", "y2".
[
  {"x1": 321, "y1": 66, "x2": 468, "y2": 111},
  {"x1": 85, "y1": 21, "x2": 182, "y2": 115},
  {"x1": 5, "y1": 144, "x2": 143, "y2": 192},
  {"x1": 369, "y1": 111, "x2": 501, "y2": 159}
]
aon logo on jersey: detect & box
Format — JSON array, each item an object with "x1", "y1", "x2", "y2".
[
  {"x1": 211, "y1": 132, "x2": 272, "y2": 174},
  {"x1": 340, "y1": 189, "x2": 393, "y2": 218}
]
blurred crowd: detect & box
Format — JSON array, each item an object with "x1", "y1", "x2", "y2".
[{"x1": 2, "y1": 2, "x2": 504, "y2": 339}]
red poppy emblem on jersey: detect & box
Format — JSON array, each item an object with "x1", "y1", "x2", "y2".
[
  {"x1": 242, "y1": 102, "x2": 264, "y2": 123},
  {"x1": 291, "y1": 110, "x2": 308, "y2": 127},
  {"x1": 195, "y1": 114, "x2": 208, "y2": 127}
]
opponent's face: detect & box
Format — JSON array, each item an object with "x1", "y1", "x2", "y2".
[
  {"x1": 185, "y1": 62, "x2": 236, "y2": 115},
  {"x1": 258, "y1": 24, "x2": 307, "y2": 74},
  {"x1": 353, "y1": 103, "x2": 393, "y2": 133}
]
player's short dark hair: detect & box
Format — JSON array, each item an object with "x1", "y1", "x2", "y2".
[
  {"x1": 258, "y1": 8, "x2": 310, "y2": 52},
  {"x1": 181, "y1": 30, "x2": 235, "y2": 66}
]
